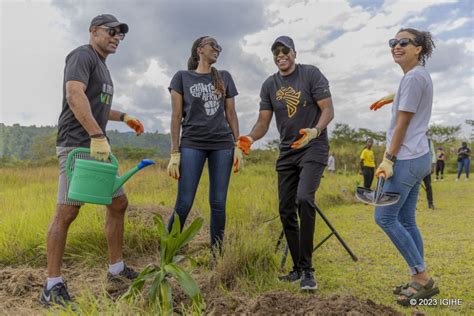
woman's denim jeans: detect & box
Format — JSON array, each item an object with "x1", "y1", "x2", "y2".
[
  {"x1": 167, "y1": 147, "x2": 233, "y2": 250},
  {"x1": 375, "y1": 152, "x2": 431, "y2": 275}
]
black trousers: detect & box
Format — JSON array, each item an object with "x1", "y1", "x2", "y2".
[
  {"x1": 277, "y1": 150, "x2": 326, "y2": 272},
  {"x1": 423, "y1": 173, "x2": 433, "y2": 205},
  {"x1": 362, "y1": 166, "x2": 375, "y2": 189},
  {"x1": 436, "y1": 160, "x2": 444, "y2": 179}
]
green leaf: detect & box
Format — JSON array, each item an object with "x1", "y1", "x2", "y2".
[
  {"x1": 164, "y1": 263, "x2": 203, "y2": 306},
  {"x1": 123, "y1": 264, "x2": 157, "y2": 300},
  {"x1": 160, "y1": 280, "x2": 173, "y2": 315},
  {"x1": 172, "y1": 255, "x2": 185, "y2": 264},
  {"x1": 170, "y1": 213, "x2": 181, "y2": 237},
  {"x1": 154, "y1": 214, "x2": 168, "y2": 239},
  {"x1": 175, "y1": 217, "x2": 204, "y2": 250},
  {"x1": 148, "y1": 270, "x2": 165, "y2": 305}
]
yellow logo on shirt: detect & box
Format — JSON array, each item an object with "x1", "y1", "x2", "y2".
[{"x1": 276, "y1": 86, "x2": 301, "y2": 118}]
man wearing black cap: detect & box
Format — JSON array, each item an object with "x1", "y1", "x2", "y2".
[
  {"x1": 237, "y1": 36, "x2": 334, "y2": 290},
  {"x1": 40, "y1": 14, "x2": 144, "y2": 307}
]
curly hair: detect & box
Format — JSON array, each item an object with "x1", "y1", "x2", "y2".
[
  {"x1": 187, "y1": 36, "x2": 226, "y2": 97},
  {"x1": 398, "y1": 28, "x2": 436, "y2": 66}
]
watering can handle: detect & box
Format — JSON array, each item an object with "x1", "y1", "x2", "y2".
[{"x1": 66, "y1": 147, "x2": 119, "y2": 181}]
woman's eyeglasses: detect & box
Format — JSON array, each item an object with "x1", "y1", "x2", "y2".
[
  {"x1": 200, "y1": 41, "x2": 223, "y2": 52},
  {"x1": 99, "y1": 26, "x2": 126, "y2": 40},
  {"x1": 272, "y1": 46, "x2": 291, "y2": 56},
  {"x1": 388, "y1": 38, "x2": 417, "y2": 48}
]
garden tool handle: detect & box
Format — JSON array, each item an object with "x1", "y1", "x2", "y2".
[{"x1": 66, "y1": 147, "x2": 119, "y2": 181}]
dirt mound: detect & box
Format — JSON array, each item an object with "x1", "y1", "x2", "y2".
[
  {"x1": 127, "y1": 204, "x2": 174, "y2": 227},
  {"x1": 0, "y1": 267, "x2": 45, "y2": 314},
  {"x1": 207, "y1": 290, "x2": 402, "y2": 315}
]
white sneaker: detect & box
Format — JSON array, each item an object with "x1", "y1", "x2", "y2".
[{"x1": 456, "y1": 178, "x2": 459, "y2": 182}]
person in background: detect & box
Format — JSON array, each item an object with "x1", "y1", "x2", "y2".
[
  {"x1": 360, "y1": 138, "x2": 376, "y2": 188},
  {"x1": 435, "y1": 146, "x2": 445, "y2": 181},
  {"x1": 422, "y1": 137, "x2": 436, "y2": 209},
  {"x1": 456, "y1": 141, "x2": 470, "y2": 181},
  {"x1": 327, "y1": 152, "x2": 336, "y2": 174}
]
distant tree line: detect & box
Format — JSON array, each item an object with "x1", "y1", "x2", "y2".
[
  {"x1": 0, "y1": 124, "x2": 170, "y2": 166},
  {"x1": 0, "y1": 123, "x2": 466, "y2": 172}
]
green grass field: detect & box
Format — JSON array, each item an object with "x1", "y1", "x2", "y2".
[{"x1": 0, "y1": 162, "x2": 472, "y2": 315}]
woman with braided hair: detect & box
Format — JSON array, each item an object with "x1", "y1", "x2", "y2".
[
  {"x1": 372, "y1": 28, "x2": 439, "y2": 305},
  {"x1": 166, "y1": 36, "x2": 241, "y2": 255}
]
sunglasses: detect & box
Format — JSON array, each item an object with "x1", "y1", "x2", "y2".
[
  {"x1": 388, "y1": 38, "x2": 417, "y2": 48},
  {"x1": 200, "y1": 41, "x2": 223, "y2": 52},
  {"x1": 99, "y1": 26, "x2": 126, "y2": 40},
  {"x1": 272, "y1": 46, "x2": 291, "y2": 56}
]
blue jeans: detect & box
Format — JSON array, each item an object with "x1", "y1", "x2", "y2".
[
  {"x1": 457, "y1": 158, "x2": 470, "y2": 179},
  {"x1": 374, "y1": 152, "x2": 431, "y2": 275},
  {"x1": 167, "y1": 147, "x2": 233, "y2": 250}
]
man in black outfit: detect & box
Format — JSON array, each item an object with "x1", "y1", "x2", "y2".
[{"x1": 237, "y1": 36, "x2": 334, "y2": 290}]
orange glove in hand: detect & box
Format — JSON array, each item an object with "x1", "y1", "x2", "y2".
[
  {"x1": 370, "y1": 93, "x2": 395, "y2": 111},
  {"x1": 123, "y1": 114, "x2": 144, "y2": 135},
  {"x1": 237, "y1": 135, "x2": 253, "y2": 155},
  {"x1": 291, "y1": 128, "x2": 321, "y2": 149}
]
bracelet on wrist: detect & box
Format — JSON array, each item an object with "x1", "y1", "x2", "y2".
[{"x1": 90, "y1": 133, "x2": 105, "y2": 138}]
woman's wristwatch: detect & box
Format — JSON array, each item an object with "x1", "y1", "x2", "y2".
[{"x1": 385, "y1": 152, "x2": 397, "y2": 162}]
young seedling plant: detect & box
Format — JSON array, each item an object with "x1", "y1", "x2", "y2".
[{"x1": 123, "y1": 214, "x2": 204, "y2": 314}]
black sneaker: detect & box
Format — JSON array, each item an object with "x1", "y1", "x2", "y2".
[
  {"x1": 428, "y1": 203, "x2": 435, "y2": 210},
  {"x1": 300, "y1": 270, "x2": 318, "y2": 290},
  {"x1": 107, "y1": 264, "x2": 139, "y2": 283},
  {"x1": 278, "y1": 270, "x2": 302, "y2": 282},
  {"x1": 40, "y1": 282, "x2": 73, "y2": 308}
]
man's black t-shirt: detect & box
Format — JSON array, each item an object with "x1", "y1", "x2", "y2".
[
  {"x1": 259, "y1": 64, "x2": 331, "y2": 164},
  {"x1": 57, "y1": 45, "x2": 114, "y2": 147},
  {"x1": 169, "y1": 70, "x2": 238, "y2": 150}
]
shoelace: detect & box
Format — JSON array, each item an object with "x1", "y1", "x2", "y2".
[{"x1": 58, "y1": 282, "x2": 71, "y2": 300}]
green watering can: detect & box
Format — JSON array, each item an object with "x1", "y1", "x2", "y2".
[{"x1": 66, "y1": 147, "x2": 155, "y2": 205}]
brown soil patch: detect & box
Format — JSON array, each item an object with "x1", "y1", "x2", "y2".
[
  {"x1": 0, "y1": 205, "x2": 401, "y2": 315},
  {"x1": 206, "y1": 290, "x2": 402, "y2": 315}
]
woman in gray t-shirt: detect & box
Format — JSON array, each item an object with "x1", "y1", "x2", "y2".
[
  {"x1": 166, "y1": 36, "x2": 241, "y2": 255},
  {"x1": 372, "y1": 28, "x2": 439, "y2": 305}
]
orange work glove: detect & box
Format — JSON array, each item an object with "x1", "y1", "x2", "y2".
[
  {"x1": 291, "y1": 128, "x2": 321, "y2": 149},
  {"x1": 123, "y1": 114, "x2": 144, "y2": 135},
  {"x1": 370, "y1": 93, "x2": 395, "y2": 111},
  {"x1": 237, "y1": 135, "x2": 253, "y2": 155}
]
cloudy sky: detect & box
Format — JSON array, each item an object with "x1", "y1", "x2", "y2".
[{"x1": 1, "y1": 0, "x2": 473, "y2": 143}]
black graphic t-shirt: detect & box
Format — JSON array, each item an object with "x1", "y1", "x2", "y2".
[
  {"x1": 169, "y1": 70, "x2": 238, "y2": 150},
  {"x1": 57, "y1": 45, "x2": 114, "y2": 147},
  {"x1": 259, "y1": 64, "x2": 331, "y2": 162}
]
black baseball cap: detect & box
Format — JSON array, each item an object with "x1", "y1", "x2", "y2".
[
  {"x1": 89, "y1": 14, "x2": 129, "y2": 34},
  {"x1": 271, "y1": 36, "x2": 295, "y2": 51}
]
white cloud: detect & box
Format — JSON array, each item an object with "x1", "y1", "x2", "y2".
[
  {"x1": 0, "y1": 0, "x2": 472, "y2": 141},
  {"x1": 429, "y1": 17, "x2": 470, "y2": 35}
]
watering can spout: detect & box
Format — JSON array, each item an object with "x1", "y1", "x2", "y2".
[{"x1": 113, "y1": 159, "x2": 155, "y2": 193}]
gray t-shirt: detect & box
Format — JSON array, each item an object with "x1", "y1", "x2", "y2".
[
  {"x1": 259, "y1": 64, "x2": 331, "y2": 161},
  {"x1": 169, "y1": 70, "x2": 238, "y2": 150},
  {"x1": 386, "y1": 66, "x2": 433, "y2": 160},
  {"x1": 57, "y1": 45, "x2": 114, "y2": 147}
]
